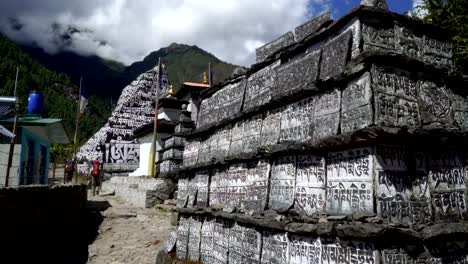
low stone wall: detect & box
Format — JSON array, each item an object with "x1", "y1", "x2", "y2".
[
  {"x1": 102, "y1": 176, "x2": 175, "y2": 208},
  {"x1": 0, "y1": 184, "x2": 89, "y2": 263}
]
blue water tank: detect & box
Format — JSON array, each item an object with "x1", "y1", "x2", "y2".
[{"x1": 27, "y1": 91, "x2": 44, "y2": 115}]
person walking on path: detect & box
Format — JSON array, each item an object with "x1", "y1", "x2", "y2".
[
  {"x1": 90, "y1": 160, "x2": 102, "y2": 196},
  {"x1": 64, "y1": 159, "x2": 75, "y2": 183}
]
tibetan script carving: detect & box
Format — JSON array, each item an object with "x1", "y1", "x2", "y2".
[{"x1": 269, "y1": 155, "x2": 296, "y2": 212}]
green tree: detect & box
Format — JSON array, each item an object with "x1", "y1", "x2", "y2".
[{"x1": 418, "y1": 0, "x2": 468, "y2": 73}]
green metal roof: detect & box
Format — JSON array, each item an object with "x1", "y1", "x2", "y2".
[{"x1": 0, "y1": 117, "x2": 70, "y2": 144}]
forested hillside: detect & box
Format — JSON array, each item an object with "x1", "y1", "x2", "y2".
[{"x1": 0, "y1": 34, "x2": 110, "y2": 144}]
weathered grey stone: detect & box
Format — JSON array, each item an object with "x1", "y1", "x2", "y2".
[
  {"x1": 294, "y1": 155, "x2": 326, "y2": 216},
  {"x1": 326, "y1": 147, "x2": 374, "y2": 215},
  {"x1": 362, "y1": 22, "x2": 396, "y2": 52},
  {"x1": 375, "y1": 145, "x2": 431, "y2": 225},
  {"x1": 427, "y1": 150, "x2": 466, "y2": 221},
  {"x1": 341, "y1": 72, "x2": 373, "y2": 133},
  {"x1": 176, "y1": 215, "x2": 189, "y2": 260},
  {"x1": 361, "y1": 0, "x2": 388, "y2": 10},
  {"x1": 269, "y1": 155, "x2": 296, "y2": 212},
  {"x1": 188, "y1": 216, "x2": 202, "y2": 261},
  {"x1": 313, "y1": 89, "x2": 341, "y2": 141},
  {"x1": 273, "y1": 49, "x2": 321, "y2": 98},
  {"x1": 244, "y1": 61, "x2": 281, "y2": 111},
  {"x1": 418, "y1": 79, "x2": 454, "y2": 128},
  {"x1": 294, "y1": 12, "x2": 331, "y2": 41},
  {"x1": 261, "y1": 231, "x2": 289, "y2": 264},
  {"x1": 260, "y1": 109, "x2": 282, "y2": 146},
  {"x1": 320, "y1": 30, "x2": 352, "y2": 80},
  {"x1": 200, "y1": 217, "x2": 215, "y2": 263},
  {"x1": 194, "y1": 170, "x2": 210, "y2": 208},
  {"x1": 279, "y1": 97, "x2": 314, "y2": 142},
  {"x1": 372, "y1": 65, "x2": 420, "y2": 128},
  {"x1": 289, "y1": 235, "x2": 321, "y2": 264},
  {"x1": 216, "y1": 79, "x2": 246, "y2": 123},
  {"x1": 182, "y1": 140, "x2": 199, "y2": 168},
  {"x1": 256, "y1": 32, "x2": 295, "y2": 63}
]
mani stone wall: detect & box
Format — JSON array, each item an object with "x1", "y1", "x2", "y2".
[
  {"x1": 77, "y1": 66, "x2": 170, "y2": 174},
  {"x1": 166, "y1": 4, "x2": 468, "y2": 264}
]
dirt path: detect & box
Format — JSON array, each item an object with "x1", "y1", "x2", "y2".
[{"x1": 87, "y1": 193, "x2": 176, "y2": 264}]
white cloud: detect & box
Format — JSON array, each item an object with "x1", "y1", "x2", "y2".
[
  {"x1": 0, "y1": 0, "x2": 329, "y2": 67},
  {"x1": 412, "y1": 0, "x2": 427, "y2": 17}
]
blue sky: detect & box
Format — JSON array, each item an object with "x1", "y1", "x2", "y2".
[{"x1": 309, "y1": 0, "x2": 414, "y2": 19}]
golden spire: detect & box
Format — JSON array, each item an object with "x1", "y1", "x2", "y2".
[
  {"x1": 203, "y1": 72, "x2": 208, "y2": 84},
  {"x1": 168, "y1": 85, "x2": 174, "y2": 95}
]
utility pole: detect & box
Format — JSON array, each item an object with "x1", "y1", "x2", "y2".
[
  {"x1": 148, "y1": 58, "x2": 161, "y2": 177},
  {"x1": 5, "y1": 67, "x2": 19, "y2": 187},
  {"x1": 73, "y1": 77, "x2": 82, "y2": 184}
]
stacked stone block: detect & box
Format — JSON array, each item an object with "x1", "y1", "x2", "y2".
[{"x1": 166, "y1": 3, "x2": 468, "y2": 264}]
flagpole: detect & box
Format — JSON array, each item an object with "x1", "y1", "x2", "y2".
[
  {"x1": 148, "y1": 58, "x2": 161, "y2": 177},
  {"x1": 73, "y1": 77, "x2": 82, "y2": 184}
]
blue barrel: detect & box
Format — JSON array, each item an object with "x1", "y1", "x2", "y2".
[{"x1": 27, "y1": 91, "x2": 44, "y2": 115}]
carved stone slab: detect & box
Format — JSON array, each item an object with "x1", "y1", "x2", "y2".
[
  {"x1": 243, "y1": 160, "x2": 271, "y2": 213},
  {"x1": 376, "y1": 145, "x2": 431, "y2": 224},
  {"x1": 321, "y1": 240, "x2": 376, "y2": 264},
  {"x1": 188, "y1": 216, "x2": 202, "y2": 261},
  {"x1": 341, "y1": 72, "x2": 373, "y2": 134},
  {"x1": 244, "y1": 61, "x2": 281, "y2": 111},
  {"x1": 260, "y1": 108, "x2": 282, "y2": 146},
  {"x1": 200, "y1": 217, "x2": 215, "y2": 264},
  {"x1": 215, "y1": 126, "x2": 232, "y2": 161},
  {"x1": 176, "y1": 215, "x2": 190, "y2": 260},
  {"x1": 164, "y1": 136, "x2": 185, "y2": 149},
  {"x1": 176, "y1": 178, "x2": 189, "y2": 208},
  {"x1": 372, "y1": 66, "x2": 420, "y2": 127},
  {"x1": 294, "y1": 12, "x2": 331, "y2": 41},
  {"x1": 326, "y1": 147, "x2": 374, "y2": 215},
  {"x1": 273, "y1": 49, "x2": 321, "y2": 98},
  {"x1": 261, "y1": 231, "x2": 289, "y2": 264},
  {"x1": 228, "y1": 222, "x2": 244, "y2": 264},
  {"x1": 320, "y1": 30, "x2": 352, "y2": 80},
  {"x1": 243, "y1": 114, "x2": 263, "y2": 155},
  {"x1": 209, "y1": 168, "x2": 229, "y2": 209},
  {"x1": 279, "y1": 97, "x2": 314, "y2": 142},
  {"x1": 423, "y1": 36, "x2": 452, "y2": 69},
  {"x1": 289, "y1": 236, "x2": 321, "y2": 264},
  {"x1": 428, "y1": 150, "x2": 466, "y2": 221},
  {"x1": 418, "y1": 79, "x2": 454, "y2": 127},
  {"x1": 256, "y1": 32, "x2": 295, "y2": 63},
  {"x1": 313, "y1": 89, "x2": 341, "y2": 141},
  {"x1": 362, "y1": 22, "x2": 396, "y2": 52},
  {"x1": 213, "y1": 218, "x2": 231, "y2": 264},
  {"x1": 217, "y1": 79, "x2": 246, "y2": 122},
  {"x1": 227, "y1": 164, "x2": 248, "y2": 211},
  {"x1": 382, "y1": 248, "x2": 468, "y2": 264},
  {"x1": 228, "y1": 121, "x2": 244, "y2": 157},
  {"x1": 164, "y1": 231, "x2": 177, "y2": 253},
  {"x1": 197, "y1": 95, "x2": 218, "y2": 128},
  {"x1": 295, "y1": 155, "x2": 326, "y2": 216},
  {"x1": 198, "y1": 138, "x2": 212, "y2": 165},
  {"x1": 453, "y1": 94, "x2": 468, "y2": 130},
  {"x1": 396, "y1": 25, "x2": 424, "y2": 61},
  {"x1": 195, "y1": 170, "x2": 210, "y2": 208},
  {"x1": 187, "y1": 176, "x2": 197, "y2": 208},
  {"x1": 162, "y1": 148, "x2": 183, "y2": 160},
  {"x1": 243, "y1": 225, "x2": 262, "y2": 263},
  {"x1": 269, "y1": 155, "x2": 296, "y2": 212},
  {"x1": 183, "y1": 140, "x2": 200, "y2": 167}
]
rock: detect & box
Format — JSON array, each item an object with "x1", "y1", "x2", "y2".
[{"x1": 361, "y1": 0, "x2": 388, "y2": 10}]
